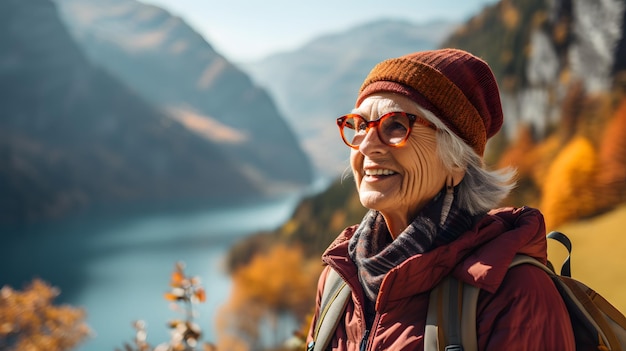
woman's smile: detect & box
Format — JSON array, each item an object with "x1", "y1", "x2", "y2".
[{"x1": 364, "y1": 168, "x2": 396, "y2": 176}]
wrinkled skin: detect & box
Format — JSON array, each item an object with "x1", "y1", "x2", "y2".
[{"x1": 350, "y1": 92, "x2": 465, "y2": 237}]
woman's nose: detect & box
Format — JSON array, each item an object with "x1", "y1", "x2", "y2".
[{"x1": 358, "y1": 127, "x2": 385, "y2": 154}]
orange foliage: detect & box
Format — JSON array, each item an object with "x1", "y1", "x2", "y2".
[
  {"x1": 540, "y1": 136, "x2": 598, "y2": 229},
  {"x1": 170, "y1": 271, "x2": 185, "y2": 287},
  {"x1": 596, "y1": 98, "x2": 626, "y2": 210},
  {"x1": 498, "y1": 125, "x2": 562, "y2": 207},
  {"x1": 118, "y1": 261, "x2": 215, "y2": 351},
  {"x1": 525, "y1": 134, "x2": 564, "y2": 187},
  {"x1": 0, "y1": 279, "x2": 91, "y2": 351},
  {"x1": 500, "y1": 0, "x2": 520, "y2": 29},
  {"x1": 560, "y1": 81, "x2": 587, "y2": 142},
  {"x1": 215, "y1": 244, "x2": 322, "y2": 350},
  {"x1": 498, "y1": 124, "x2": 537, "y2": 175},
  {"x1": 558, "y1": 83, "x2": 613, "y2": 147}
]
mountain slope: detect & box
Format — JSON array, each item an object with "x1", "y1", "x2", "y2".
[
  {"x1": 0, "y1": 0, "x2": 260, "y2": 223},
  {"x1": 244, "y1": 19, "x2": 458, "y2": 177},
  {"x1": 442, "y1": 0, "x2": 626, "y2": 141},
  {"x1": 53, "y1": 0, "x2": 313, "y2": 189}
]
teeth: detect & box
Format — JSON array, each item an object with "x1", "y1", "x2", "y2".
[{"x1": 365, "y1": 169, "x2": 396, "y2": 176}]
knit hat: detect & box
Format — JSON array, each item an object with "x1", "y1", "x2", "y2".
[{"x1": 356, "y1": 48, "x2": 503, "y2": 156}]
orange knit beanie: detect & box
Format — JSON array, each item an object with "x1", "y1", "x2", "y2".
[{"x1": 356, "y1": 48, "x2": 503, "y2": 156}]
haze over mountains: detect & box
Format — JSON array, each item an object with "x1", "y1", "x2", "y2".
[
  {"x1": 53, "y1": 0, "x2": 459, "y2": 179},
  {"x1": 2, "y1": 0, "x2": 314, "y2": 223},
  {"x1": 53, "y1": 0, "x2": 312, "y2": 188},
  {"x1": 244, "y1": 19, "x2": 458, "y2": 177},
  {"x1": 3, "y1": 0, "x2": 256, "y2": 222},
  {"x1": 8, "y1": 0, "x2": 623, "y2": 225},
  {"x1": 4, "y1": 0, "x2": 459, "y2": 223}
]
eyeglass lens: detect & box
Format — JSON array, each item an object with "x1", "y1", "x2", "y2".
[{"x1": 341, "y1": 112, "x2": 412, "y2": 147}]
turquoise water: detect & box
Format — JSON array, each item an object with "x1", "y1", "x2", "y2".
[{"x1": 1, "y1": 195, "x2": 304, "y2": 350}]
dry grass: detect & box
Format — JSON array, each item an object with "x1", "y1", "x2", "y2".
[{"x1": 548, "y1": 204, "x2": 626, "y2": 313}]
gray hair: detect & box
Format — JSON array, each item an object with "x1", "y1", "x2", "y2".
[{"x1": 417, "y1": 106, "x2": 517, "y2": 215}]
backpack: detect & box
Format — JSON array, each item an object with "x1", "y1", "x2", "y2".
[{"x1": 308, "y1": 231, "x2": 626, "y2": 351}]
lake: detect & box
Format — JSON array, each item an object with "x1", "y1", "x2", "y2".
[{"x1": 0, "y1": 192, "x2": 310, "y2": 350}]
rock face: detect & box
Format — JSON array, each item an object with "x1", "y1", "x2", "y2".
[
  {"x1": 0, "y1": 0, "x2": 311, "y2": 223},
  {"x1": 243, "y1": 19, "x2": 457, "y2": 178},
  {"x1": 443, "y1": 0, "x2": 626, "y2": 141}
]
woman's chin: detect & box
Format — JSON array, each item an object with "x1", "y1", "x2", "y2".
[{"x1": 359, "y1": 190, "x2": 393, "y2": 211}]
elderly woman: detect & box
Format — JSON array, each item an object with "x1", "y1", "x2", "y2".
[{"x1": 306, "y1": 49, "x2": 575, "y2": 350}]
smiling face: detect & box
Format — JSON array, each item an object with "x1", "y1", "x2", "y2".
[{"x1": 350, "y1": 92, "x2": 460, "y2": 236}]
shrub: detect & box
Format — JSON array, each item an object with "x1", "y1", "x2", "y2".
[{"x1": 0, "y1": 279, "x2": 91, "y2": 351}]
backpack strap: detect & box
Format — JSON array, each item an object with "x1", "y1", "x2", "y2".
[
  {"x1": 425, "y1": 255, "x2": 552, "y2": 351},
  {"x1": 547, "y1": 231, "x2": 572, "y2": 277},
  {"x1": 426, "y1": 276, "x2": 479, "y2": 351},
  {"x1": 308, "y1": 268, "x2": 351, "y2": 351}
]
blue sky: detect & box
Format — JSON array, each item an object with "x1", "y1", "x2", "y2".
[{"x1": 139, "y1": 0, "x2": 499, "y2": 63}]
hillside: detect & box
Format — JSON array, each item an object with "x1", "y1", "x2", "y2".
[
  {"x1": 1, "y1": 0, "x2": 271, "y2": 223},
  {"x1": 443, "y1": 0, "x2": 625, "y2": 141},
  {"x1": 1, "y1": 0, "x2": 316, "y2": 224},
  {"x1": 443, "y1": 0, "x2": 626, "y2": 226},
  {"x1": 52, "y1": 0, "x2": 313, "y2": 191},
  {"x1": 553, "y1": 204, "x2": 626, "y2": 313}
]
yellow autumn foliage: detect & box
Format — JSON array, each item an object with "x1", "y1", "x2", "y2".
[
  {"x1": 596, "y1": 97, "x2": 626, "y2": 210},
  {"x1": 216, "y1": 244, "x2": 322, "y2": 351},
  {"x1": 540, "y1": 136, "x2": 598, "y2": 229},
  {"x1": 498, "y1": 125, "x2": 563, "y2": 208},
  {"x1": 0, "y1": 279, "x2": 91, "y2": 351},
  {"x1": 500, "y1": 0, "x2": 520, "y2": 29}
]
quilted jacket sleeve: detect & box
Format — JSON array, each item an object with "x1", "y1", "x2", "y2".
[
  {"x1": 476, "y1": 264, "x2": 576, "y2": 350},
  {"x1": 306, "y1": 266, "x2": 330, "y2": 345}
]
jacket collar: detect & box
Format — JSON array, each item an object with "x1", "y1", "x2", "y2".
[{"x1": 322, "y1": 206, "x2": 547, "y2": 309}]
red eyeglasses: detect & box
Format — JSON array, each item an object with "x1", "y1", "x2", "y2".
[{"x1": 336, "y1": 111, "x2": 436, "y2": 149}]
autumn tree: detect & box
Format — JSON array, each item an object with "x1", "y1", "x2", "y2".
[
  {"x1": 497, "y1": 124, "x2": 540, "y2": 206},
  {"x1": 540, "y1": 136, "x2": 598, "y2": 229},
  {"x1": 0, "y1": 279, "x2": 91, "y2": 351},
  {"x1": 216, "y1": 244, "x2": 321, "y2": 351},
  {"x1": 595, "y1": 97, "x2": 626, "y2": 210}
]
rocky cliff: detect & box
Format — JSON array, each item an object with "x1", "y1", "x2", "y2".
[{"x1": 443, "y1": 0, "x2": 626, "y2": 141}]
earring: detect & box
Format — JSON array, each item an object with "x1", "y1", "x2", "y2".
[{"x1": 440, "y1": 176, "x2": 454, "y2": 226}]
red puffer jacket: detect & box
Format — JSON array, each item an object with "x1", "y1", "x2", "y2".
[{"x1": 306, "y1": 206, "x2": 576, "y2": 351}]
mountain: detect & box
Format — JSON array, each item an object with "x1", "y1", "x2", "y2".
[
  {"x1": 0, "y1": 0, "x2": 297, "y2": 223},
  {"x1": 52, "y1": 0, "x2": 313, "y2": 193},
  {"x1": 442, "y1": 0, "x2": 626, "y2": 142},
  {"x1": 243, "y1": 19, "x2": 458, "y2": 178}
]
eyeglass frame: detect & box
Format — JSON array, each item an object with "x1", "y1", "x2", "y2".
[{"x1": 336, "y1": 111, "x2": 437, "y2": 149}]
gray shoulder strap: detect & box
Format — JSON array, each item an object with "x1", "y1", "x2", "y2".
[
  {"x1": 426, "y1": 276, "x2": 479, "y2": 351},
  {"x1": 510, "y1": 254, "x2": 554, "y2": 274},
  {"x1": 309, "y1": 269, "x2": 351, "y2": 351},
  {"x1": 425, "y1": 256, "x2": 543, "y2": 351}
]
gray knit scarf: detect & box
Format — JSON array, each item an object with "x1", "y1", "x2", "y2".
[{"x1": 348, "y1": 187, "x2": 476, "y2": 325}]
